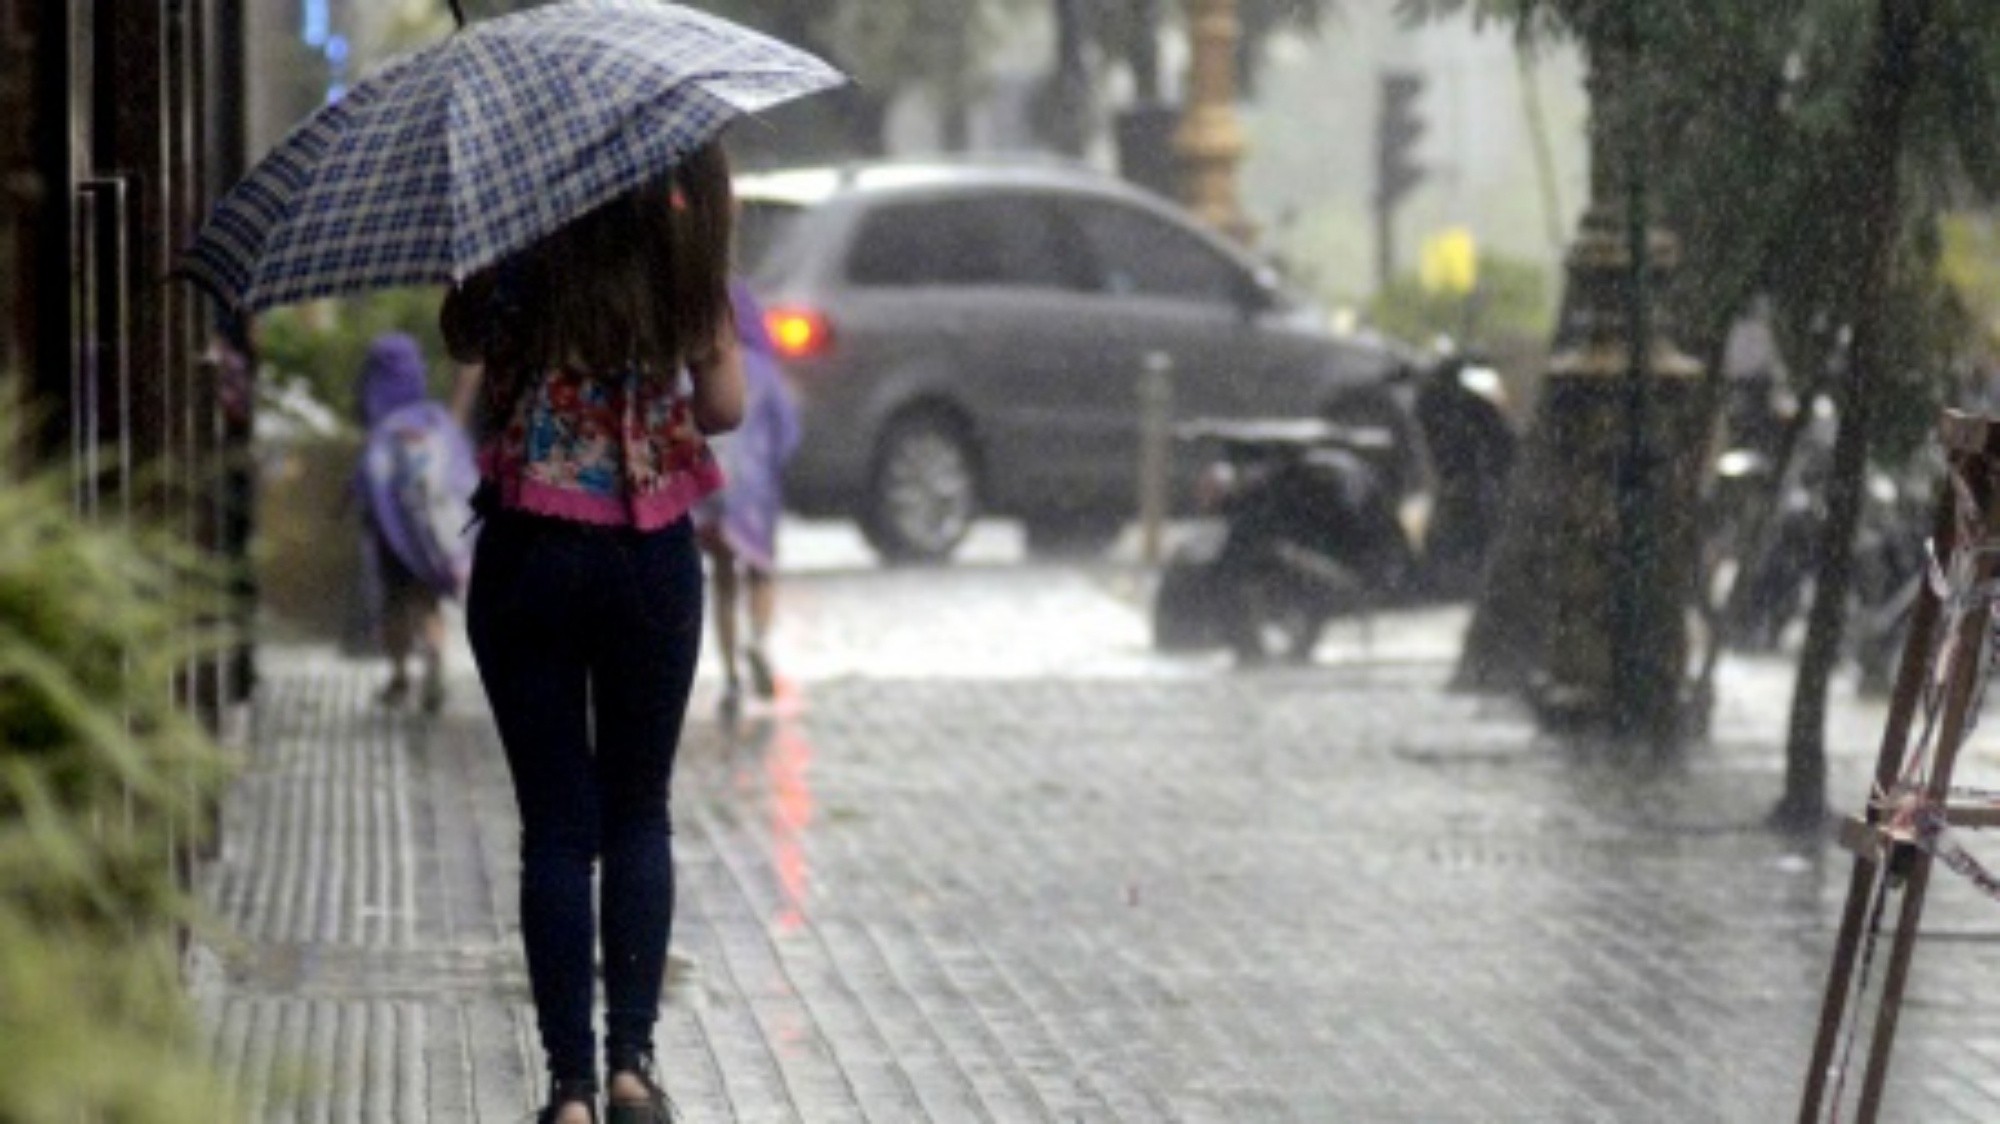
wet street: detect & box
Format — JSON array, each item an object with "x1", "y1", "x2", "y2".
[{"x1": 195, "y1": 521, "x2": 2000, "y2": 1122}]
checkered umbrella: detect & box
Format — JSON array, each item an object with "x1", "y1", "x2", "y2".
[{"x1": 182, "y1": 0, "x2": 845, "y2": 312}]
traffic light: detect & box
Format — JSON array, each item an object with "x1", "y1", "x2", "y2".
[
  {"x1": 1373, "y1": 70, "x2": 1428, "y2": 289},
  {"x1": 1376, "y1": 71, "x2": 1427, "y2": 211}
]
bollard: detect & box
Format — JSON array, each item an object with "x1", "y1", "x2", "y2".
[{"x1": 1138, "y1": 359, "x2": 1174, "y2": 565}]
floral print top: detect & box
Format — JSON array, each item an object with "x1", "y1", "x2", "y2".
[{"x1": 478, "y1": 365, "x2": 723, "y2": 530}]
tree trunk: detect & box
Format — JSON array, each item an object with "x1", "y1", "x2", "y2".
[
  {"x1": 1048, "y1": 0, "x2": 1092, "y2": 156},
  {"x1": 1773, "y1": 0, "x2": 1936, "y2": 829}
]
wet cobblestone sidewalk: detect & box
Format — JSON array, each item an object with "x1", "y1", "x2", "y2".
[{"x1": 195, "y1": 554, "x2": 2000, "y2": 1121}]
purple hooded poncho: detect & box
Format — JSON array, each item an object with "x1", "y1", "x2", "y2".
[
  {"x1": 698, "y1": 283, "x2": 802, "y2": 571},
  {"x1": 355, "y1": 334, "x2": 478, "y2": 596},
  {"x1": 358, "y1": 333, "x2": 429, "y2": 429}
]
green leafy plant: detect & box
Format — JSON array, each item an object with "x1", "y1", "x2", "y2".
[
  {"x1": 1366, "y1": 252, "x2": 1556, "y2": 354},
  {"x1": 0, "y1": 456, "x2": 236, "y2": 1121},
  {"x1": 1941, "y1": 210, "x2": 2000, "y2": 349},
  {"x1": 257, "y1": 286, "x2": 454, "y2": 429}
]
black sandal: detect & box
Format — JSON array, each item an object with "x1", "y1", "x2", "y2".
[
  {"x1": 537, "y1": 1076, "x2": 599, "y2": 1124},
  {"x1": 605, "y1": 1054, "x2": 678, "y2": 1124}
]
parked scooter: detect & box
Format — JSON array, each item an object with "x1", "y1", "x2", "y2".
[
  {"x1": 1698, "y1": 391, "x2": 1932, "y2": 692},
  {"x1": 1150, "y1": 346, "x2": 1519, "y2": 665},
  {"x1": 1849, "y1": 458, "x2": 1934, "y2": 694},
  {"x1": 1151, "y1": 418, "x2": 1419, "y2": 664},
  {"x1": 1703, "y1": 442, "x2": 1825, "y2": 653},
  {"x1": 1400, "y1": 348, "x2": 1518, "y2": 598}
]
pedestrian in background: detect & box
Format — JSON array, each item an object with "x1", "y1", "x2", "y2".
[
  {"x1": 354, "y1": 332, "x2": 475, "y2": 712},
  {"x1": 204, "y1": 308, "x2": 260, "y2": 702},
  {"x1": 442, "y1": 142, "x2": 743, "y2": 1124},
  {"x1": 696, "y1": 280, "x2": 801, "y2": 722},
  {"x1": 1721, "y1": 293, "x2": 1794, "y2": 455}
]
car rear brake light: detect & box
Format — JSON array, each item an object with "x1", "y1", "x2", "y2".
[{"x1": 764, "y1": 306, "x2": 833, "y2": 360}]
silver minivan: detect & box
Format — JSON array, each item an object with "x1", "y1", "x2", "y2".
[{"x1": 736, "y1": 159, "x2": 1417, "y2": 563}]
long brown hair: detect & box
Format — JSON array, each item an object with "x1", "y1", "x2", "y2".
[{"x1": 442, "y1": 141, "x2": 735, "y2": 419}]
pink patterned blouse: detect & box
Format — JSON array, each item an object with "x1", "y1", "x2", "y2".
[{"x1": 478, "y1": 365, "x2": 723, "y2": 530}]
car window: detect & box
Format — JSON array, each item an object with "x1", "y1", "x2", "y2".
[
  {"x1": 844, "y1": 196, "x2": 1082, "y2": 289},
  {"x1": 1063, "y1": 200, "x2": 1246, "y2": 306}
]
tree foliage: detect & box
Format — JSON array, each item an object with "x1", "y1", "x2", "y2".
[
  {"x1": 1074, "y1": 0, "x2": 1337, "y2": 98},
  {"x1": 413, "y1": 0, "x2": 1346, "y2": 159},
  {"x1": 408, "y1": 0, "x2": 1030, "y2": 158},
  {"x1": 257, "y1": 289, "x2": 456, "y2": 429},
  {"x1": 1407, "y1": 0, "x2": 1999, "y2": 808},
  {"x1": 1367, "y1": 253, "x2": 1555, "y2": 354},
  {"x1": 1393, "y1": 0, "x2": 1999, "y2": 505},
  {"x1": 1401, "y1": 0, "x2": 1996, "y2": 381}
]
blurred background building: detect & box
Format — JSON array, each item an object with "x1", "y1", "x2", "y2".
[
  {"x1": 247, "y1": 0, "x2": 374, "y2": 157},
  {"x1": 4, "y1": 0, "x2": 249, "y2": 709}
]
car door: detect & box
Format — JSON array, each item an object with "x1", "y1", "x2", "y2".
[
  {"x1": 896, "y1": 192, "x2": 1123, "y2": 514},
  {"x1": 1053, "y1": 195, "x2": 1263, "y2": 500}
]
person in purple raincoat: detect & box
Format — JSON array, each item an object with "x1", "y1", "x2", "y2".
[
  {"x1": 695, "y1": 281, "x2": 801, "y2": 720},
  {"x1": 354, "y1": 332, "x2": 477, "y2": 712}
]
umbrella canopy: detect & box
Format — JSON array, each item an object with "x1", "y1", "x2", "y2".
[{"x1": 182, "y1": 0, "x2": 845, "y2": 312}]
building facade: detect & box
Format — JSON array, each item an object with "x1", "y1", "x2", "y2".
[{"x1": 4, "y1": 0, "x2": 248, "y2": 702}]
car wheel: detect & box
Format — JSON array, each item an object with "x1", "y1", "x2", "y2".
[
  {"x1": 1022, "y1": 513, "x2": 1124, "y2": 558},
  {"x1": 861, "y1": 411, "x2": 980, "y2": 563}
]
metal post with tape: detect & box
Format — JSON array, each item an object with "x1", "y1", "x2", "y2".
[{"x1": 1800, "y1": 410, "x2": 2000, "y2": 1122}]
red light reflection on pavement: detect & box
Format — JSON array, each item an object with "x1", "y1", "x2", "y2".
[{"x1": 767, "y1": 719, "x2": 815, "y2": 933}]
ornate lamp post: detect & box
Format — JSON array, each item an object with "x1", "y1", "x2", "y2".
[
  {"x1": 1457, "y1": 5, "x2": 1711, "y2": 748},
  {"x1": 1174, "y1": 0, "x2": 1253, "y2": 243},
  {"x1": 1532, "y1": 29, "x2": 1706, "y2": 744}
]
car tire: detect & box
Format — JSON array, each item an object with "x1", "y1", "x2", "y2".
[
  {"x1": 861, "y1": 410, "x2": 980, "y2": 564},
  {"x1": 1022, "y1": 513, "x2": 1124, "y2": 558}
]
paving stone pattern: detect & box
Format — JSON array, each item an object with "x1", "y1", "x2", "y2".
[{"x1": 196, "y1": 561, "x2": 2000, "y2": 1122}]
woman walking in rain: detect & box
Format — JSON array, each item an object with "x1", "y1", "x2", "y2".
[
  {"x1": 445, "y1": 144, "x2": 742, "y2": 1124},
  {"x1": 181, "y1": 2, "x2": 842, "y2": 1115},
  {"x1": 696, "y1": 280, "x2": 801, "y2": 722}
]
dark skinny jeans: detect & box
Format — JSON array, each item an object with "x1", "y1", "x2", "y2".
[{"x1": 466, "y1": 510, "x2": 703, "y2": 1084}]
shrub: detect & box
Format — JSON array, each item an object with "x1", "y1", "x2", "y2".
[
  {"x1": 0, "y1": 463, "x2": 236, "y2": 1122},
  {"x1": 1366, "y1": 252, "x2": 1556, "y2": 358},
  {"x1": 256, "y1": 286, "x2": 455, "y2": 428}
]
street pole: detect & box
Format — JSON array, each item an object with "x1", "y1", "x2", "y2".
[
  {"x1": 1173, "y1": 0, "x2": 1252, "y2": 244},
  {"x1": 1112, "y1": 0, "x2": 1175, "y2": 197},
  {"x1": 1373, "y1": 71, "x2": 1427, "y2": 297},
  {"x1": 1138, "y1": 364, "x2": 1174, "y2": 565},
  {"x1": 1488, "y1": 20, "x2": 1705, "y2": 748},
  {"x1": 1376, "y1": 200, "x2": 1395, "y2": 293},
  {"x1": 1612, "y1": 0, "x2": 1659, "y2": 744}
]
